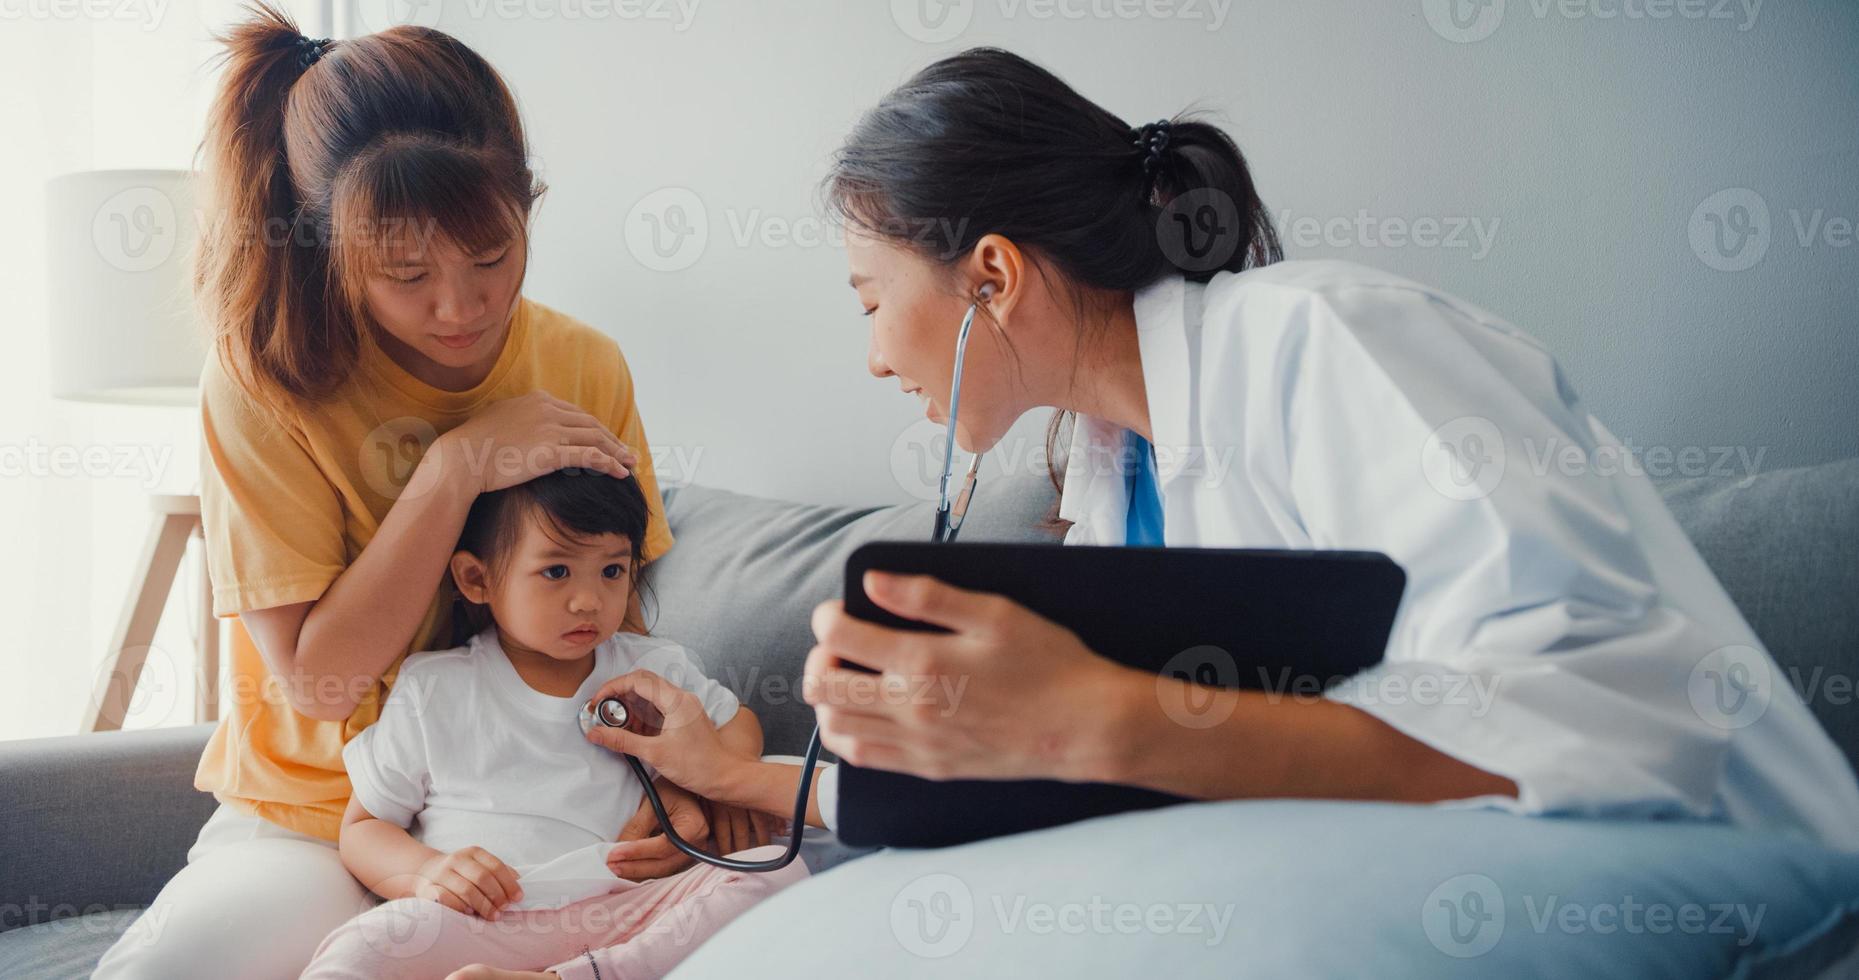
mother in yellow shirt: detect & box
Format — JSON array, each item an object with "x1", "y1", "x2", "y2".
[{"x1": 93, "y1": 7, "x2": 716, "y2": 979}]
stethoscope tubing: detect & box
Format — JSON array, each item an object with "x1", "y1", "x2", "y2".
[
  {"x1": 607, "y1": 298, "x2": 981, "y2": 871},
  {"x1": 614, "y1": 724, "x2": 821, "y2": 873}
]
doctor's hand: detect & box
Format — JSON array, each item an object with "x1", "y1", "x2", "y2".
[
  {"x1": 609, "y1": 778, "x2": 710, "y2": 879},
  {"x1": 583, "y1": 670, "x2": 742, "y2": 801},
  {"x1": 805, "y1": 571, "x2": 1137, "y2": 783},
  {"x1": 699, "y1": 796, "x2": 779, "y2": 857}
]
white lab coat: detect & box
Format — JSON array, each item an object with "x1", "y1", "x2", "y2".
[{"x1": 1057, "y1": 260, "x2": 1859, "y2": 851}]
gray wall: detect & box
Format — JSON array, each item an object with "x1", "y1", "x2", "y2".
[{"x1": 359, "y1": 0, "x2": 1859, "y2": 505}]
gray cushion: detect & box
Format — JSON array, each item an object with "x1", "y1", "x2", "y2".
[
  {"x1": 1654, "y1": 457, "x2": 1859, "y2": 776},
  {"x1": 647, "y1": 471, "x2": 1063, "y2": 756},
  {"x1": 0, "y1": 724, "x2": 218, "y2": 930},
  {"x1": 0, "y1": 725, "x2": 216, "y2": 976}
]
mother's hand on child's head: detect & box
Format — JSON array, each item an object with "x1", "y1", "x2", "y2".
[
  {"x1": 432, "y1": 390, "x2": 637, "y2": 494},
  {"x1": 608, "y1": 779, "x2": 710, "y2": 880},
  {"x1": 583, "y1": 670, "x2": 736, "y2": 798}
]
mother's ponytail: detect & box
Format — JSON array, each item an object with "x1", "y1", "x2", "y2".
[
  {"x1": 194, "y1": 2, "x2": 541, "y2": 420},
  {"x1": 195, "y1": 5, "x2": 346, "y2": 419}
]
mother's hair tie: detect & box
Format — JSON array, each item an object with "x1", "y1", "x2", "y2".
[
  {"x1": 1132, "y1": 119, "x2": 1174, "y2": 178},
  {"x1": 296, "y1": 34, "x2": 333, "y2": 70}
]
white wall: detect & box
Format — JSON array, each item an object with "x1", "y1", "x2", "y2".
[
  {"x1": 367, "y1": 0, "x2": 1859, "y2": 506},
  {"x1": 1, "y1": 0, "x2": 322, "y2": 741}
]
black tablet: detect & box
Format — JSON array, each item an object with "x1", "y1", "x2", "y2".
[{"x1": 833, "y1": 541, "x2": 1407, "y2": 848}]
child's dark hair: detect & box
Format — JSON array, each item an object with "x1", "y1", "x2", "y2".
[{"x1": 451, "y1": 468, "x2": 653, "y2": 638}]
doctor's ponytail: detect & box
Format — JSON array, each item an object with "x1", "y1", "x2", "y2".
[{"x1": 823, "y1": 47, "x2": 1281, "y2": 293}]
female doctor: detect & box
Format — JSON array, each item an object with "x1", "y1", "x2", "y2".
[{"x1": 594, "y1": 47, "x2": 1859, "y2": 850}]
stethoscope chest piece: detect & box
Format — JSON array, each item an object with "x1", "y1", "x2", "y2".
[
  {"x1": 579, "y1": 694, "x2": 665, "y2": 737},
  {"x1": 577, "y1": 696, "x2": 630, "y2": 737}
]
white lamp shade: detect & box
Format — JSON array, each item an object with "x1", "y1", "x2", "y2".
[{"x1": 45, "y1": 169, "x2": 207, "y2": 406}]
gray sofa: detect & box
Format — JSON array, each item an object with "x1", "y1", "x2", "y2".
[{"x1": 4, "y1": 458, "x2": 1856, "y2": 978}]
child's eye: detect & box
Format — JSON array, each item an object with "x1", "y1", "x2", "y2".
[
  {"x1": 603, "y1": 564, "x2": 626, "y2": 579},
  {"x1": 541, "y1": 565, "x2": 568, "y2": 581},
  {"x1": 477, "y1": 251, "x2": 508, "y2": 268}
]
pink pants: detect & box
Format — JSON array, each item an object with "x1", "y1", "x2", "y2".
[{"x1": 300, "y1": 845, "x2": 807, "y2": 980}]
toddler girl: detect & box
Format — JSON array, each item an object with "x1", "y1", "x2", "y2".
[{"x1": 302, "y1": 468, "x2": 808, "y2": 979}]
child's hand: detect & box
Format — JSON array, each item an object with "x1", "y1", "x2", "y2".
[{"x1": 413, "y1": 846, "x2": 525, "y2": 920}]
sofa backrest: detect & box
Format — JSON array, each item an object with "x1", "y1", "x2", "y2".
[
  {"x1": 648, "y1": 457, "x2": 1859, "y2": 775},
  {"x1": 1655, "y1": 457, "x2": 1859, "y2": 774}
]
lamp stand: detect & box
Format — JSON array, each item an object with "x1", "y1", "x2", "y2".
[{"x1": 83, "y1": 493, "x2": 220, "y2": 732}]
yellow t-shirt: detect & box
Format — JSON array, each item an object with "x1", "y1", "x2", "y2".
[{"x1": 194, "y1": 296, "x2": 675, "y2": 842}]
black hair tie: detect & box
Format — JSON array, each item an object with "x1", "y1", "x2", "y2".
[
  {"x1": 1133, "y1": 118, "x2": 1174, "y2": 179},
  {"x1": 296, "y1": 34, "x2": 333, "y2": 70}
]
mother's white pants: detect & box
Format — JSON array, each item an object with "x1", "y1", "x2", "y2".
[{"x1": 91, "y1": 803, "x2": 379, "y2": 980}]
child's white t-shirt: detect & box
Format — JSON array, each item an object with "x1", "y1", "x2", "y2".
[{"x1": 342, "y1": 627, "x2": 741, "y2": 891}]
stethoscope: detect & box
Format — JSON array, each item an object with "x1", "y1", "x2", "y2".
[{"x1": 579, "y1": 290, "x2": 989, "y2": 872}]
